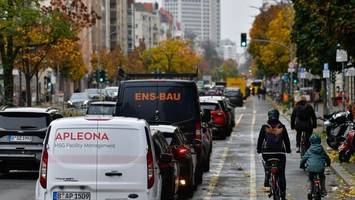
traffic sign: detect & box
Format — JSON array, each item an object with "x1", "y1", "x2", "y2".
[
  {"x1": 323, "y1": 63, "x2": 329, "y2": 70},
  {"x1": 336, "y1": 49, "x2": 348, "y2": 62},
  {"x1": 300, "y1": 68, "x2": 306, "y2": 79},
  {"x1": 323, "y1": 69, "x2": 330, "y2": 78}
]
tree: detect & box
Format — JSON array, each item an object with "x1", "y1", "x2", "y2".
[
  {"x1": 126, "y1": 39, "x2": 147, "y2": 73},
  {"x1": 143, "y1": 39, "x2": 201, "y2": 73},
  {"x1": 248, "y1": 3, "x2": 294, "y2": 77},
  {"x1": 200, "y1": 40, "x2": 223, "y2": 69},
  {"x1": 212, "y1": 59, "x2": 239, "y2": 81},
  {"x1": 291, "y1": 0, "x2": 354, "y2": 73},
  {"x1": 0, "y1": 0, "x2": 99, "y2": 104}
]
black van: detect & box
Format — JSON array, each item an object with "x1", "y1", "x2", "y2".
[{"x1": 115, "y1": 80, "x2": 212, "y2": 184}]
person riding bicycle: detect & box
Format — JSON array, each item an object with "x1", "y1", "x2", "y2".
[
  {"x1": 291, "y1": 95, "x2": 317, "y2": 153},
  {"x1": 257, "y1": 109, "x2": 291, "y2": 200},
  {"x1": 300, "y1": 134, "x2": 331, "y2": 197}
]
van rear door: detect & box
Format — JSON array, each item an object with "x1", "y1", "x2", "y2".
[
  {"x1": 96, "y1": 124, "x2": 149, "y2": 199},
  {"x1": 48, "y1": 127, "x2": 99, "y2": 200}
]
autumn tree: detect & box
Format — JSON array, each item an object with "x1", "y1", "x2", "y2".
[
  {"x1": 0, "y1": 0, "x2": 99, "y2": 104},
  {"x1": 212, "y1": 59, "x2": 239, "y2": 81},
  {"x1": 143, "y1": 39, "x2": 201, "y2": 73},
  {"x1": 248, "y1": 3, "x2": 294, "y2": 77},
  {"x1": 126, "y1": 40, "x2": 147, "y2": 73}
]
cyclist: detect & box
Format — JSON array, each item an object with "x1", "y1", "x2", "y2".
[
  {"x1": 257, "y1": 109, "x2": 291, "y2": 200},
  {"x1": 300, "y1": 134, "x2": 331, "y2": 197},
  {"x1": 291, "y1": 95, "x2": 317, "y2": 153}
]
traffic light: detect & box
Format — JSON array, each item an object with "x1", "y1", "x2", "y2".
[
  {"x1": 292, "y1": 72, "x2": 299, "y2": 85},
  {"x1": 99, "y1": 70, "x2": 107, "y2": 83},
  {"x1": 241, "y1": 33, "x2": 247, "y2": 47}
]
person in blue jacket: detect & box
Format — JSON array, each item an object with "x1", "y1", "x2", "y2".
[{"x1": 300, "y1": 134, "x2": 331, "y2": 197}]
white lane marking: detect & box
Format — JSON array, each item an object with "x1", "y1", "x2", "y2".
[
  {"x1": 204, "y1": 113, "x2": 244, "y2": 199},
  {"x1": 204, "y1": 147, "x2": 229, "y2": 200},
  {"x1": 250, "y1": 108, "x2": 257, "y2": 200}
]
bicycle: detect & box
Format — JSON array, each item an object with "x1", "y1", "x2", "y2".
[
  {"x1": 307, "y1": 173, "x2": 322, "y2": 200},
  {"x1": 264, "y1": 157, "x2": 282, "y2": 200}
]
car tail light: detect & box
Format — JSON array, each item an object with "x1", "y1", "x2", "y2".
[
  {"x1": 147, "y1": 150, "x2": 155, "y2": 189},
  {"x1": 39, "y1": 149, "x2": 48, "y2": 189},
  {"x1": 211, "y1": 109, "x2": 226, "y2": 125},
  {"x1": 177, "y1": 146, "x2": 188, "y2": 158}
]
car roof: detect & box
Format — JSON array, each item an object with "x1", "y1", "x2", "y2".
[
  {"x1": 122, "y1": 79, "x2": 195, "y2": 86},
  {"x1": 199, "y1": 96, "x2": 225, "y2": 103},
  {"x1": 90, "y1": 101, "x2": 116, "y2": 105},
  {"x1": 50, "y1": 116, "x2": 147, "y2": 129},
  {"x1": 150, "y1": 125, "x2": 177, "y2": 135},
  {"x1": 105, "y1": 86, "x2": 119, "y2": 90},
  {"x1": 225, "y1": 87, "x2": 240, "y2": 90},
  {"x1": 0, "y1": 107, "x2": 57, "y2": 114}
]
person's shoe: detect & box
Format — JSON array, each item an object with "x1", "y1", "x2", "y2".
[
  {"x1": 307, "y1": 192, "x2": 313, "y2": 200},
  {"x1": 296, "y1": 148, "x2": 300, "y2": 153},
  {"x1": 321, "y1": 189, "x2": 327, "y2": 197},
  {"x1": 281, "y1": 192, "x2": 286, "y2": 200}
]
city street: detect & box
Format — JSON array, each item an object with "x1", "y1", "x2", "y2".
[
  {"x1": 192, "y1": 97, "x2": 343, "y2": 200},
  {"x1": 0, "y1": 96, "x2": 346, "y2": 200}
]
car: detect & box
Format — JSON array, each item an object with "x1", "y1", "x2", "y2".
[
  {"x1": 104, "y1": 86, "x2": 119, "y2": 101},
  {"x1": 0, "y1": 107, "x2": 62, "y2": 173},
  {"x1": 86, "y1": 101, "x2": 116, "y2": 115},
  {"x1": 200, "y1": 97, "x2": 232, "y2": 139},
  {"x1": 67, "y1": 92, "x2": 91, "y2": 108},
  {"x1": 151, "y1": 128, "x2": 179, "y2": 200},
  {"x1": 115, "y1": 80, "x2": 212, "y2": 185},
  {"x1": 224, "y1": 87, "x2": 244, "y2": 107},
  {"x1": 84, "y1": 88, "x2": 101, "y2": 101},
  {"x1": 151, "y1": 125, "x2": 197, "y2": 198},
  {"x1": 35, "y1": 116, "x2": 163, "y2": 200},
  {"x1": 200, "y1": 96, "x2": 235, "y2": 136}
]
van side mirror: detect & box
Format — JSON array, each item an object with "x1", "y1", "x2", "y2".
[
  {"x1": 160, "y1": 153, "x2": 173, "y2": 163},
  {"x1": 201, "y1": 109, "x2": 211, "y2": 123}
]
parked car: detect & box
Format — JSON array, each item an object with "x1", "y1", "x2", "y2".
[
  {"x1": 0, "y1": 107, "x2": 62, "y2": 174},
  {"x1": 86, "y1": 101, "x2": 116, "y2": 115},
  {"x1": 151, "y1": 128, "x2": 179, "y2": 200},
  {"x1": 151, "y1": 125, "x2": 197, "y2": 198},
  {"x1": 115, "y1": 80, "x2": 212, "y2": 185},
  {"x1": 224, "y1": 87, "x2": 244, "y2": 107},
  {"x1": 104, "y1": 86, "x2": 119, "y2": 101},
  {"x1": 200, "y1": 97, "x2": 230, "y2": 139},
  {"x1": 35, "y1": 116, "x2": 163, "y2": 200},
  {"x1": 67, "y1": 92, "x2": 91, "y2": 108}
]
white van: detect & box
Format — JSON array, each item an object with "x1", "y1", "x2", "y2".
[{"x1": 35, "y1": 116, "x2": 164, "y2": 200}]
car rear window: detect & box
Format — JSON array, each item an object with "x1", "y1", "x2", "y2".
[
  {"x1": 201, "y1": 103, "x2": 219, "y2": 110},
  {"x1": 87, "y1": 105, "x2": 115, "y2": 115},
  {"x1": 225, "y1": 90, "x2": 241, "y2": 96},
  {"x1": 119, "y1": 86, "x2": 196, "y2": 123},
  {"x1": 0, "y1": 112, "x2": 48, "y2": 130}
]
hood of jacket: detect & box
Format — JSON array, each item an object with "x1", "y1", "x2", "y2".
[{"x1": 308, "y1": 143, "x2": 323, "y2": 154}]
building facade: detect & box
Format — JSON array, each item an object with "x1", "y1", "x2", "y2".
[
  {"x1": 91, "y1": 0, "x2": 128, "y2": 53},
  {"x1": 219, "y1": 39, "x2": 237, "y2": 61},
  {"x1": 134, "y1": 3, "x2": 160, "y2": 49},
  {"x1": 163, "y1": 0, "x2": 220, "y2": 44}
]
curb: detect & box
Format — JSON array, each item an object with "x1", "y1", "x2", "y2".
[{"x1": 267, "y1": 97, "x2": 354, "y2": 187}]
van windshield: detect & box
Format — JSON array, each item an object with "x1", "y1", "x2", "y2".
[{"x1": 120, "y1": 86, "x2": 195, "y2": 124}]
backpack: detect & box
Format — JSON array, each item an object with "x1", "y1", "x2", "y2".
[{"x1": 263, "y1": 124, "x2": 285, "y2": 152}]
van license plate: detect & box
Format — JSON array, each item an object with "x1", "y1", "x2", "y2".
[
  {"x1": 54, "y1": 192, "x2": 90, "y2": 200},
  {"x1": 9, "y1": 136, "x2": 32, "y2": 142}
]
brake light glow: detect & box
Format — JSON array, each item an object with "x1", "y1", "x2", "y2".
[
  {"x1": 39, "y1": 149, "x2": 48, "y2": 189},
  {"x1": 147, "y1": 150, "x2": 155, "y2": 189},
  {"x1": 177, "y1": 146, "x2": 188, "y2": 158}
]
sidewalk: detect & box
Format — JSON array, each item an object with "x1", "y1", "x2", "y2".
[{"x1": 267, "y1": 98, "x2": 355, "y2": 189}]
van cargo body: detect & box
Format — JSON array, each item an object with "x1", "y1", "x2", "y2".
[{"x1": 35, "y1": 117, "x2": 161, "y2": 200}]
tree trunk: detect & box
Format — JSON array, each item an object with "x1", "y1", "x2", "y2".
[
  {"x1": 3, "y1": 63, "x2": 14, "y2": 105},
  {"x1": 25, "y1": 74, "x2": 32, "y2": 107}
]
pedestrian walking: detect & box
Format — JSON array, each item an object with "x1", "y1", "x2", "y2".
[
  {"x1": 291, "y1": 96, "x2": 317, "y2": 153},
  {"x1": 257, "y1": 109, "x2": 291, "y2": 200}
]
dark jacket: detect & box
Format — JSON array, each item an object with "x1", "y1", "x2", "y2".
[
  {"x1": 300, "y1": 134, "x2": 331, "y2": 173},
  {"x1": 257, "y1": 121, "x2": 291, "y2": 154},
  {"x1": 291, "y1": 100, "x2": 317, "y2": 131}
]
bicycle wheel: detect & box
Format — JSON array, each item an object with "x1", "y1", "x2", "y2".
[{"x1": 271, "y1": 175, "x2": 281, "y2": 200}]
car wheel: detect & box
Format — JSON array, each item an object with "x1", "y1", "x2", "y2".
[
  {"x1": 204, "y1": 154, "x2": 211, "y2": 172},
  {"x1": 195, "y1": 164, "x2": 203, "y2": 185}
]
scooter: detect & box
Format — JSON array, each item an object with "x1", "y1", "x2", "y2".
[
  {"x1": 339, "y1": 129, "x2": 355, "y2": 162},
  {"x1": 323, "y1": 111, "x2": 353, "y2": 150}
]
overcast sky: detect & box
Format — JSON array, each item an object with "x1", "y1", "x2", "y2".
[{"x1": 136, "y1": 0, "x2": 263, "y2": 49}]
